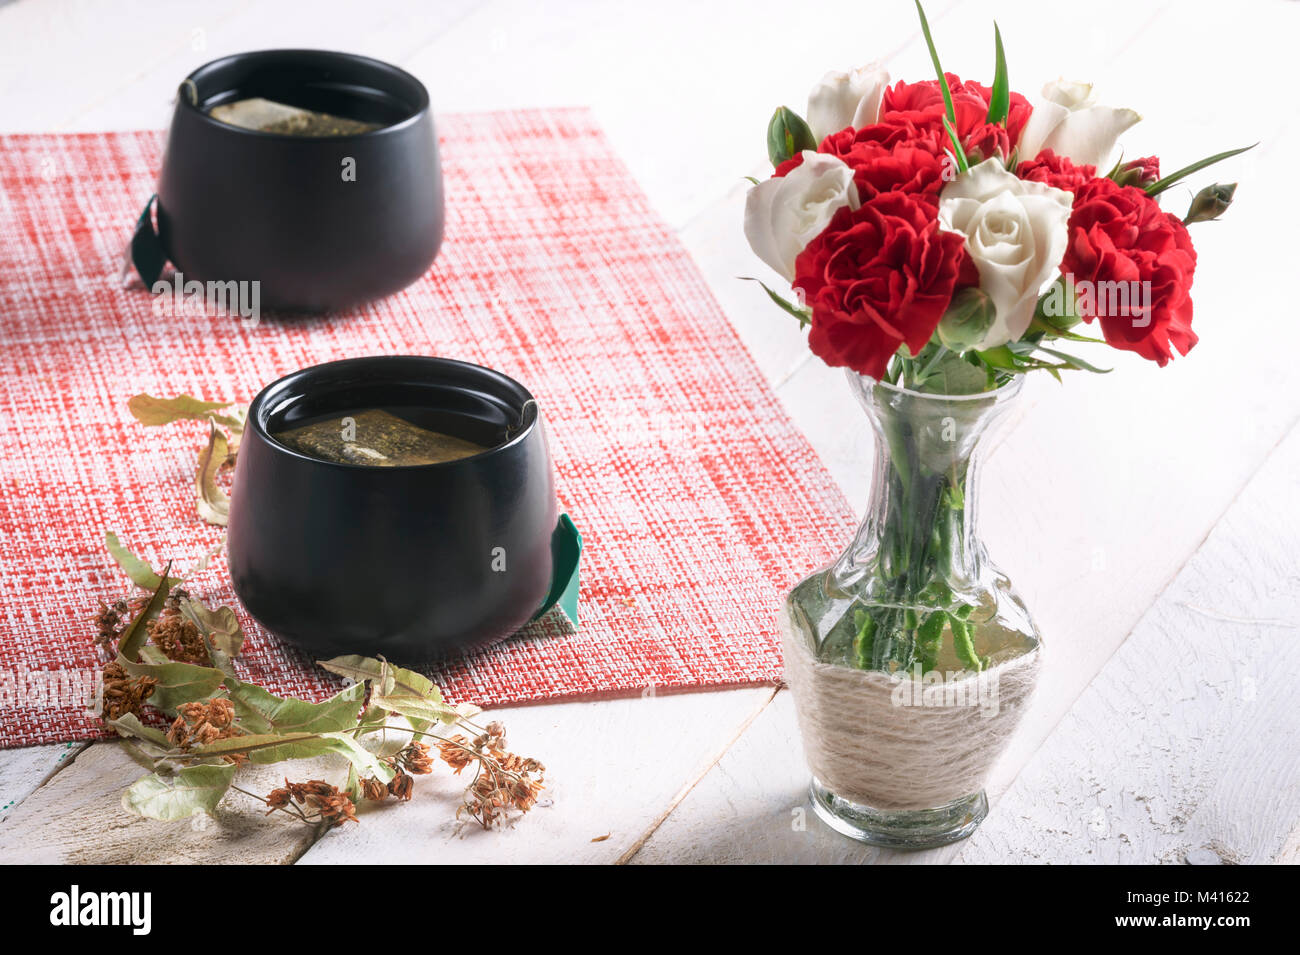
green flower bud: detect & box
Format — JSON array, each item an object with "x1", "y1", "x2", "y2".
[
  {"x1": 1183, "y1": 182, "x2": 1236, "y2": 224},
  {"x1": 937, "y1": 287, "x2": 997, "y2": 352},
  {"x1": 766, "y1": 106, "x2": 818, "y2": 167},
  {"x1": 1032, "y1": 275, "x2": 1082, "y2": 334}
]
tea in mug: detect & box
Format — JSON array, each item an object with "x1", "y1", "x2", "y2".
[
  {"x1": 274, "y1": 409, "x2": 487, "y2": 467},
  {"x1": 207, "y1": 97, "x2": 380, "y2": 136}
]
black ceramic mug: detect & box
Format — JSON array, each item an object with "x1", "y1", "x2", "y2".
[
  {"x1": 153, "y1": 49, "x2": 443, "y2": 311},
  {"x1": 227, "y1": 356, "x2": 563, "y2": 662}
]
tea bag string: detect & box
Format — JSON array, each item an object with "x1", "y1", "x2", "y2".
[{"x1": 508, "y1": 399, "x2": 538, "y2": 439}]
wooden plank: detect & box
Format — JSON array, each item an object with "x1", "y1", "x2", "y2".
[
  {"x1": 401, "y1": 0, "x2": 952, "y2": 230},
  {"x1": 0, "y1": 740, "x2": 334, "y2": 864},
  {"x1": 0, "y1": 742, "x2": 85, "y2": 825},
  {"x1": 954, "y1": 423, "x2": 1300, "y2": 865},
  {"x1": 0, "y1": 0, "x2": 484, "y2": 132},
  {"x1": 627, "y1": 689, "x2": 878, "y2": 864},
  {"x1": 298, "y1": 687, "x2": 774, "y2": 864}
]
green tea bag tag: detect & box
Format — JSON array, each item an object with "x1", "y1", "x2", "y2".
[
  {"x1": 126, "y1": 194, "x2": 167, "y2": 289},
  {"x1": 533, "y1": 513, "x2": 582, "y2": 628}
]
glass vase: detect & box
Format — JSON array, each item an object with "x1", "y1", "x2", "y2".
[{"x1": 780, "y1": 372, "x2": 1042, "y2": 849}]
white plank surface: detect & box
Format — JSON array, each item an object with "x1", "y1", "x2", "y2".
[
  {"x1": 626, "y1": 690, "x2": 877, "y2": 864},
  {"x1": 298, "y1": 689, "x2": 774, "y2": 864},
  {"x1": 0, "y1": 742, "x2": 84, "y2": 825},
  {"x1": 955, "y1": 424, "x2": 1300, "y2": 865},
  {"x1": 2, "y1": 0, "x2": 1298, "y2": 863},
  {"x1": 0, "y1": 741, "x2": 329, "y2": 864}
]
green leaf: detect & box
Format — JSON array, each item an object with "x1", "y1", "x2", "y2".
[
  {"x1": 942, "y1": 116, "x2": 970, "y2": 173},
  {"x1": 128, "y1": 393, "x2": 242, "y2": 430},
  {"x1": 121, "y1": 763, "x2": 236, "y2": 821},
  {"x1": 986, "y1": 23, "x2": 1009, "y2": 125},
  {"x1": 915, "y1": 352, "x2": 988, "y2": 395},
  {"x1": 116, "y1": 568, "x2": 172, "y2": 662},
  {"x1": 915, "y1": 344, "x2": 951, "y2": 379},
  {"x1": 105, "y1": 532, "x2": 181, "y2": 590},
  {"x1": 1032, "y1": 345, "x2": 1112, "y2": 375},
  {"x1": 1145, "y1": 144, "x2": 1256, "y2": 197},
  {"x1": 225, "y1": 678, "x2": 364, "y2": 736},
  {"x1": 195, "y1": 423, "x2": 230, "y2": 527},
  {"x1": 975, "y1": 345, "x2": 1020, "y2": 370},
  {"x1": 765, "y1": 106, "x2": 817, "y2": 166},
  {"x1": 1050, "y1": 329, "x2": 1104, "y2": 343},
  {"x1": 914, "y1": 1, "x2": 956, "y2": 126},
  {"x1": 116, "y1": 658, "x2": 226, "y2": 713},
  {"x1": 738, "y1": 276, "x2": 811, "y2": 327}
]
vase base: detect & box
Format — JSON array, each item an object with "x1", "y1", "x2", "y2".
[{"x1": 809, "y1": 779, "x2": 988, "y2": 850}]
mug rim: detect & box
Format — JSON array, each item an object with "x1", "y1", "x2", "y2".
[
  {"x1": 248, "y1": 354, "x2": 541, "y2": 473},
  {"x1": 178, "y1": 48, "x2": 431, "y2": 143}
]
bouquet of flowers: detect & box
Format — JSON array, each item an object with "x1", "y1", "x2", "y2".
[
  {"x1": 744, "y1": 1, "x2": 1249, "y2": 392},
  {"x1": 755, "y1": 4, "x2": 1252, "y2": 846},
  {"x1": 754, "y1": 2, "x2": 1249, "y2": 684}
]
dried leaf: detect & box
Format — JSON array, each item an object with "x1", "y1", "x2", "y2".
[
  {"x1": 105, "y1": 532, "x2": 182, "y2": 589},
  {"x1": 195, "y1": 423, "x2": 230, "y2": 526},
  {"x1": 121, "y1": 763, "x2": 237, "y2": 821},
  {"x1": 116, "y1": 658, "x2": 225, "y2": 713},
  {"x1": 107, "y1": 712, "x2": 174, "y2": 749},
  {"x1": 318, "y1": 655, "x2": 461, "y2": 725},
  {"x1": 117, "y1": 568, "x2": 172, "y2": 662},
  {"x1": 193, "y1": 730, "x2": 396, "y2": 783},
  {"x1": 128, "y1": 393, "x2": 242, "y2": 430},
  {"x1": 318, "y1": 655, "x2": 399, "y2": 695},
  {"x1": 225, "y1": 678, "x2": 365, "y2": 735},
  {"x1": 179, "y1": 597, "x2": 243, "y2": 673}
]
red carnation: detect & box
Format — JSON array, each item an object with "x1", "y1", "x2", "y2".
[
  {"x1": 881, "y1": 73, "x2": 1033, "y2": 145},
  {"x1": 793, "y1": 191, "x2": 966, "y2": 379},
  {"x1": 1061, "y1": 178, "x2": 1197, "y2": 365},
  {"x1": 773, "y1": 154, "x2": 804, "y2": 177},
  {"x1": 818, "y1": 118, "x2": 949, "y2": 203},
  {"x1": 962, "y1": 122, "x2": 1012, "y2": 164},
  {"x1": 1017, "y1": 149, "x2": 1096, "y2": 192}
]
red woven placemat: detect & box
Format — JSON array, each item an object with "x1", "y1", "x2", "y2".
[{"x1": 0, "y1": 109, "x2": 854, "y2": 748}]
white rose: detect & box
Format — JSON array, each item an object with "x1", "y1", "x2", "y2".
[
  {"x1": 1016, "y1": 77, "x2": 1141, "y2": 169},
  {"x1": 938, "y1": 159, "x2": 1073, "y2": 348},
  {"x1": 743, "y1": 151, "x2": 860, "y2": 283},
  {"x1": 806, "y1": 64, "x2": 890, "y2": 143}
]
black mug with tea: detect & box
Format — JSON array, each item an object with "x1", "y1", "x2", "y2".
[
  {"x1": 149, "y1": 49, "x2": 444, "y2": 311},
  {"x1": 227, "y1": 356, "x2": 576, "y2": 662}
]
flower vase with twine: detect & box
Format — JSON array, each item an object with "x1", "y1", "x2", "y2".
[{"x1": 781, "y1": 373, "x2": 1041, "y2": 849}]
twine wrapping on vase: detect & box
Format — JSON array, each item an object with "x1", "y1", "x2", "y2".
[{"x1": 779, "y1": 606, "x2": 1041, "y2": 811}]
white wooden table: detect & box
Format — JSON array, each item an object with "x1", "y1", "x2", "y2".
[{"x1": 1, "y1": 0, "x2": 1296, "y2": 865}]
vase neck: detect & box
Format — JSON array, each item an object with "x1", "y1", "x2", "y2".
[{"x1": 832, "y1": 375, "x2": 1021, "y2": 598}]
